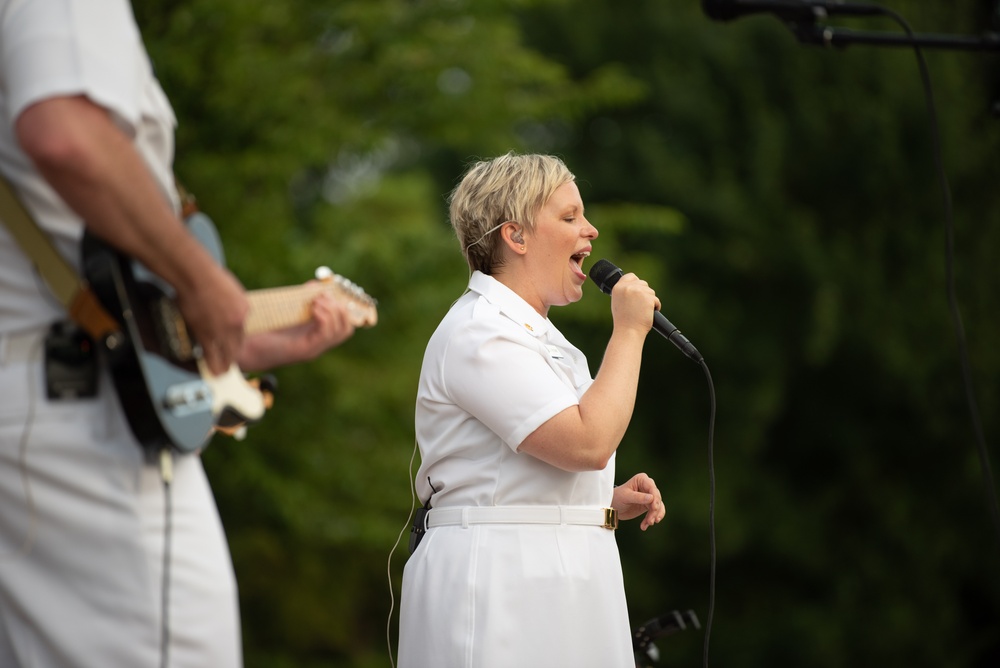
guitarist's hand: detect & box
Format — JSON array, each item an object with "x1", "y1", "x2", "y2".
[
  {"x1": 237, "y1": 287, "x2": 355, "y2": 372},
  {"x1": 304, "y1": 289, "x2": 357, "y2": 353},
  {"x1": 175, "y1": 262, "x2": 249, "y2": 376}
]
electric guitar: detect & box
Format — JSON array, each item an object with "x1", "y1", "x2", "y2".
[{"x1": 81, "y1": 211, "x2": 377, "y2": 454}]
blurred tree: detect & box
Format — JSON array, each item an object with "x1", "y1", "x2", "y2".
[
  {"x1": 517, "y1": 1, "x2": 1000, "y2": 666},
  {"x1": 135, "y1": 1, "x2": 645, "y2": 666},
  {"x1": 131, "y1": 0, "x2": 1000, "y2": 666}
]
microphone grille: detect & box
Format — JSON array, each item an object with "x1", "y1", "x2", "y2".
[{"x1": 588, "y1": 259, "x2": 623, "y2": 295}]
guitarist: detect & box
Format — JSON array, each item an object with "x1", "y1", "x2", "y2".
[{"x1": 0, "y1": 2, "x2": 355, "y2": 667}]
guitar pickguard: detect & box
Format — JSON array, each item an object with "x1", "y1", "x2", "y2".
[{"x1": 81, "y1": 212, "x2": 263, "y2": 453}]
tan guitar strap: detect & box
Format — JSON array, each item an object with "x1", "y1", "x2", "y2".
[{"x1": 0, "y1": 177, "x2": 121, "y2": 341}]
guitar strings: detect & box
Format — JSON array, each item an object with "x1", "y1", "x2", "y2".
[
  {"x1": 244, "y1": 280, "x2": 376, "y2": 335},
  {"x1": 244, "y1": 287, "x2": 318, "y2": 334}
]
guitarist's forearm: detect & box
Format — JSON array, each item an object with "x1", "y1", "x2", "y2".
[
  {"x1": 17, "y1": 95, "x2": 248, "y2": 375},
  {"x1": 18, "y1": 96, "x2": 209, "y2": 287}
]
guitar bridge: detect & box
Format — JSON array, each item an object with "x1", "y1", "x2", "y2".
[{"x1": 163, "y1": 380, "x2": 213, "y2": 416}]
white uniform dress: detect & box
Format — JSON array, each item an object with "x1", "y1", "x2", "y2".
[
  {"x1": 0, "y1": 1, "x2": 241, "y2": 666},
  {"x1": 398, "y1": 271, "x2": 634, "y2": 668}
]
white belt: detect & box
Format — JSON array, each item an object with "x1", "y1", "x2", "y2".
[
  {"x1": 0, "y1": 329, "x2": 46, "y2": 364},
  {"x1": 425, "y1": 506, "x2": 618, "y2": 531}
]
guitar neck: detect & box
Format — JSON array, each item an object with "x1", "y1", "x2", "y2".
[
  {"x1": 244, "y1": 276, "x2": 377, "y2": 334},
  {"x1": 245, "y1": 284, "x2": 320, "y2": 335}
]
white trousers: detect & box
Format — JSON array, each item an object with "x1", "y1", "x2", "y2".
[
  {"x1": 0, "y1": 329, "x2": 241, "y2": 667},
  {"x1": 399, "y1": 522, "x2": 634, "y2": 668}
]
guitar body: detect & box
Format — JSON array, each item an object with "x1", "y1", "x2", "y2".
[
  {"x1": 82, "y1": 212, "x2": 263, "y2": 453},
  {"x1": 82, "y1": 210, "x2": 376, "y2": 454}
]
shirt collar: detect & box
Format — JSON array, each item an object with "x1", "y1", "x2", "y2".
[{"x1": 468, "y1": 271, "x2": 550, "y2": 338}]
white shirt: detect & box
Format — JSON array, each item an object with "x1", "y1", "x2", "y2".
[
  {"x1": 0, "y1": 4, "x2": 242, "y2": 666},
  {"x1": 414, "y1": 270, "x2": 616, "y2": 509},
  {"x1": 0, "y1": 0, "x2": 177, "y2": 334},
  {"x1": 401, "y1": 272, "x2": 633, "y2": 668}
]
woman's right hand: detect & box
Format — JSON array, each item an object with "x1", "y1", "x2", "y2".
[{"x1": 609, "y1": 272, "x2": 661, "y2": 336}]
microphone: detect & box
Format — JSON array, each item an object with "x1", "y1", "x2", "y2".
[
  {"x1": 701, "y1": 0, "x2": 883, "y2": 23},
  {"x1": 588, "y1": 259, "x2": 704, "y2": 363}
]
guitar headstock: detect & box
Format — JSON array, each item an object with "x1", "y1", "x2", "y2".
[{"x1": 314, "y1": 266, "x2": 378, "y2": 327}]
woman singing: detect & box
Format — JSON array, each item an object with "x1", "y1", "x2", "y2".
[{"x1": 398, "y1": 152, "x2": 666, "y2": 667}]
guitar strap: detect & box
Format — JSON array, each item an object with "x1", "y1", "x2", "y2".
[
  {"x1": 0, "y1": 176, "x2": 121, "y2": 342},
  {"x1": 175, "y1": 180, "x2": 200, "y2": 218}
]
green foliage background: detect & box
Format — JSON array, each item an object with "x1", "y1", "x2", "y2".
[{"x1": 135, "y1": 1, "x2": 999, "y2": 666}]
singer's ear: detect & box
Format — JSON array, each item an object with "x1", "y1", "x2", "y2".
[{"x1": 502, "y1": 223, "x2": 526, "y2": 252}]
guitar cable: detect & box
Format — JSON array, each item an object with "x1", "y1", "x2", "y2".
[{"x1": 158, "y1": 448, "x2": 174, "y2": 668}]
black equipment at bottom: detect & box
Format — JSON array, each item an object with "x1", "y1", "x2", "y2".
[{"x1": 633, "y1": 609, "x2": 701, "y2": 668}]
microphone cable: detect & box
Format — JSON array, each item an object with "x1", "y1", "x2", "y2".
[
  {"x1": 588, "y1": 259, "x2": 719, "y2": 664},
  {"x1": 697, "y1": 6, "x2": 1000, "y2": 662},
  {"x1": 868, "y1": 4, "x2": 1000, "y2": 550},
  {"x1": 698, "y1": 359, "x2": 718, "y2": 668},
  {"x1": 705, "y1": 0, "x2": 1000, "y2": 553}
]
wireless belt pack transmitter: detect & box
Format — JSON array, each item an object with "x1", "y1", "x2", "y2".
[{"x1": 45, "y1": 321, "x2": 98, "y2": 400}]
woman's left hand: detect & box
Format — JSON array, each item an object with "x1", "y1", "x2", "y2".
[{"x1": 612, "y1": 472, "x2": 665, "y2": 531}]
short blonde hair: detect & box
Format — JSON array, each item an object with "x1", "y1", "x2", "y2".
[{"x1": 449, "y1": 152, "x2": 575, "y2": 275}]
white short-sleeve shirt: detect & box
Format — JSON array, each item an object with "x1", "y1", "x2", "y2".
[
  {"x1": 0, "y1": 4, "x2": 241, "y2": 666},
  {"x1": 0, "y1": 0, "x2": 177, "y2": 333},
  {"x1": 402, "y1": 272, "x2": 633, "y2": 667},
  {"x1": 414, "y1": 271, "x2": 616, "y2": 508}
]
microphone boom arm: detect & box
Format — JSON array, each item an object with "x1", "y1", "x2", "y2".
[
  {"x1": 703, "y1": 1, "x2": 1000, "y2": 52},
  {"x1": 791, "y1": 22, "x2": 1000, "y2": 51}
]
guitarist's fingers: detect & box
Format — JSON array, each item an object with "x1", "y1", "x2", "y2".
[
  {"x1": 177, "y1": 266, "x2": 248, "y2": 376},
  {"x1": 209, "y1": 326, "x2": 247, "y2": 375},
  {"x1": 203, "y1": 339, "x2": 236, "y2": 376},
  {"x1": 311, "y1": 293, "x2": 356, "y2": 349}
]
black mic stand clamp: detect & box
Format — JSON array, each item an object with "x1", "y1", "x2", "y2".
[
  {"x1": 788, "y1": 15, "x2": 1000, "y2": 53},
  {"x1": 705, "y1": 0, "x2": 1000, "y2": 49},
  {"x1": 632, "y1": 609, "x2": 702, "y2": 667},
  {"x1": 704, "y1": 1, "x2": 1000, "y2": 112},
  {"x1": 782, "y1": 2, "x2": 1000, "y2": 115}
]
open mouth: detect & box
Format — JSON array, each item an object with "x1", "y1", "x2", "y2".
[{"x1": 570, "y1": 250, "x2": 590, "y2": 278}]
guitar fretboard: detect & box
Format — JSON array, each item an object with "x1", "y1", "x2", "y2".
[
  {"x1": 245, "y1": 277, "x2": 376, "y2": 334},
  {"x1": 245, "y1": 284, "x2": 322, "y2": 334}
]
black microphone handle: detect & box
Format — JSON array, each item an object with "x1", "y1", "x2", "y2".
[
  {"x1": 654, "y1": 311, "x2": 704, "y2": 363},
  {"x1": 588, "y1": 258, "x2": 704, "y2": 363}
]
